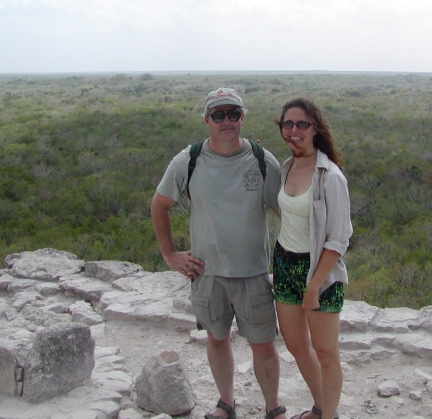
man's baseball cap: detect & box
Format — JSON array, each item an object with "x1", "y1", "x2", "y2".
[{"x1": 204, "y1": 88, "x2": 243, "y2": 111}]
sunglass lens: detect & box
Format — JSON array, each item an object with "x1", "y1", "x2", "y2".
[
  {"x1": 210, "y1": 111, "x2": 225, "y2": 123},
  {"x1": 281, "y1": 121, "x2": 294, "y2": 129},
  {"x1": 297, "y1": 121, "x2": 310, "y2": 130},
  {"x1": 227, "y1": 110, "x2": 241, "y2": 122}
]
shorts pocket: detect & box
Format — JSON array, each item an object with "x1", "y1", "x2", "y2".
[
  {"x1": 249, "y1": 292, "x2": 276, "y2": 326},
  {"x1": 190, "y1": 295, "x2": 217, "y2": 326}
]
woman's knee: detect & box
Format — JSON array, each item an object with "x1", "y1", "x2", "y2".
[
  {"x1": 314, "y1": 346, "x2": 340, "y2": 368},
  {"x1": 286, "y1": 341, "x2": 315, "y2": 359}
]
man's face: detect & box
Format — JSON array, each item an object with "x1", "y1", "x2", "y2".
[{"x1": 205, "y1": 105, "x2": 244, "y2": 143}]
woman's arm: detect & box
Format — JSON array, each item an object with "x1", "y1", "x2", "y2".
[{"x1": 302, "y1": 249, "x2": 340, "y2": 310}]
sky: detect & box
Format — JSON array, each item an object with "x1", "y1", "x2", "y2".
[{"x1": 0, "y1": 0, "x2": 431, "y2": 74}]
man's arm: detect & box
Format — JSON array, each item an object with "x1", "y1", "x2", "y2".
[{"x1": 151, "y1": 192, "x2": 204, "y2": 279}]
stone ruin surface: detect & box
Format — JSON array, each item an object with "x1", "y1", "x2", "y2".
[
  {"x1": 0, "y1": 249, "x2": 97, "y2": 403},
  {"x1": 0, "y1": 248, "x2": 196, "y2": 419},
  {"x1": 2, "y1": 248, "x2": 432, "y2": 418}
]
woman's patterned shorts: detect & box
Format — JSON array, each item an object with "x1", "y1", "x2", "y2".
[{"x1": 273, "y1": 240, "x2": 344, "y2": 313}]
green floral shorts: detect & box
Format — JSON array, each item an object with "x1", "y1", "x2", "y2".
[{"x1": 273, "y1": 241, "x2": 344, "y2": 313}]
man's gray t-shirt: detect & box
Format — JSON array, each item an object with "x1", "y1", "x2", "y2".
[{"x1": 157, "y1": 139, "x2": 281, "y2": 278}]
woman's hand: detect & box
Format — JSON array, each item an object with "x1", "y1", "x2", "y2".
[{"x1": 302, "y1": 286, "x2": 320, "y2": 310}]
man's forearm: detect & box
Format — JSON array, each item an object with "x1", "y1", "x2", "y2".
[
  {"x1": 152, "y1": 210, "x2": 176, "y2": 260},
  {"x1": 151, "y1": 192, "x2": 177, "y2": 260}
]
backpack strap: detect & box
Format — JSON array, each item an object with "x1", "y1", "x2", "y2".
[
  {"x1": 249, "y1": 140, "x2": 266, "y2": 181},
  {"x1": 186, "y1": 139, "x2": 266, "y2": 199},
  {"x1": 187, "y1": 140, "x2": 204, "y2": 199}
]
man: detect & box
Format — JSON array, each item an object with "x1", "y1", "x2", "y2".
[{"x1": 151, "y1": 88, "x2": 286, "y2": 419}]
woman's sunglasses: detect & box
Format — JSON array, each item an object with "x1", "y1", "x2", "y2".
[{"x1": 280, "y1": 120, "x2": 313, "y2": 130}]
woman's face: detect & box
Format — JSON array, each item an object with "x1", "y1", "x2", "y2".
[{"x1": 281, "y1": 107, "x2": 317, "y2": 158}]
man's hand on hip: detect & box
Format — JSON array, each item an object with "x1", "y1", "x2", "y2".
[{"x1": 164, "y1": 251, "x2": 205, "y2": 280}]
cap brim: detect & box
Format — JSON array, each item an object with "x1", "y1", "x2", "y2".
[{"x1": 207, "y1": 99, "x2": 242, "y2": 109}]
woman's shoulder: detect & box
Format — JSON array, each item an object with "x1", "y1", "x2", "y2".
[
  {"x1": 281, "y1": 156, "x2": 294, "y2": 169},
  {"x1": 316, "y1": 151, "x2": 345, "y2": 178}
]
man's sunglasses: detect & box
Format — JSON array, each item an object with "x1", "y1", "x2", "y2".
[
  {"x1": 280, "y1": 120, "x2": 313, "y2": 130},
  {"x1": 209, "y1": 110, "x2": 242, "y2": 123}
]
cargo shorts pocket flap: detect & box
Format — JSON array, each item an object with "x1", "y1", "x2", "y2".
[
  {"x1": 191, "y1": 296, "x2": 209, "y2": 308},
  {"x1": 252, "y1": 293, "x2": 274, "y2": 305},
  {"x1": 190, "y1": 295, "x2": 215, "y2": 327},
  {"x1": 250, "y1": 293, "x2": 276, "y2": 326}
]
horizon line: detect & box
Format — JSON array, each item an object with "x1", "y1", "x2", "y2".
[{"x1": 1, "y1": 70, "x2": 432, "y2": 77}]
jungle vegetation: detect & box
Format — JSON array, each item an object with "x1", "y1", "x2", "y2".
[{"x1": 1, "y1": 71, "x2": 432, "y2": 309}]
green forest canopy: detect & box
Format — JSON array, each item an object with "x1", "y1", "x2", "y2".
[{"x1": 1, "y1": 72, "x2": 432, "y2": 309}]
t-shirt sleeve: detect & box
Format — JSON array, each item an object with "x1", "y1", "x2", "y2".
[{"x1": 156, "y1": 148, "x2": 190, "y2": 202}]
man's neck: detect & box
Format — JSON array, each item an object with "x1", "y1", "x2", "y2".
[{"x1": 208, "y1": 137, "x2": 244, "y2": 155}]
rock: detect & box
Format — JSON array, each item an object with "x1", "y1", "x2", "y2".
[
  {"x1": 339, "y1": 300, "x2": 381, "y2": 332},
  {"x1": 41, "y1": 302, "x2": 70, "y2": 314},
  {"x1": 22, "y1": 322, "x2": 95, "y2": 402},
  {"x1": 84, "y1": 261, "x2": 144, "y2": 282},
  {"x1": 12, "y1": 291, "x2": 43, "y2": 312},
  {"x1": 0, "y1": 271, "x2": 13, "y2": 291},
  {"x1": 35, "y1": 282, "x2": 62, "y2": 296},
  {"x1": 189, "y1": 329, "x2": 208, "y2": 345},
  {"x1": 117, "y1": 407, "x2": 145, "y2": 419},
  {"x1": 58, "y1": 273, "x2": 113, "y2": 306},
  {"x1": 377, "y1": 380, "x2": 400, "y2": 397},
  {"x1": 135, "y1": 350, "x2": 195, "y2": 415},
  {"x1": 69, "y1": 300, "x2": 104, "y2": 326},
  {"x1": 0, "y1": 342, "x2": 22, "y2": 397},
  {"x1": 5, "y1": 248, "x2": 84, "y2": 281},
  {"x1": 7, "y1": 279, "x2": 38, "y2": 293},
  {"x1": 410, "y1": 390, "x2": 423, "y2": 400},
  {"x1": 20, "y1": 305, "x2": 71, "y2": 327},
  {"x1": 0, "y1": 330, "x2": 34, "y2": 396}
]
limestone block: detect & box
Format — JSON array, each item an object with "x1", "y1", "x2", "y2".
[
  {"x1": 12, "y1": 291, "x2": 43, "y2": 312},
  {"x1": 35, "y1": 282, "x2": 63, "y2": 296},
  {"x1": 0, "y1": 342, "x2": 21, "y2": 396},
  {"x1": 58, "y1": 273, "x2": 113, "y2": 304},
  {"x1": 339, "y1": 300, "x2": 381, "y2": 332},
  {"x1": 70, "y1": 300, "x2": 104, "y2": 326},
  {"x1": 84, "y1": 260, "x2": 144, "y2": 283},
  {"x1": 20, "y1": 305, "x2": 71, "y2": 327},
  {"x1": 135, "y1": 350, "x2": 195, "y2": 415},
  {"x1": 22, "y1": 322, "x2": 95, "y2": 403},
  {"x1": 0, "y1": 330, "x2": 33, "y2": 397},
  {"x1": 5, "y1": 248, "x2": 84, "y2": 281}
]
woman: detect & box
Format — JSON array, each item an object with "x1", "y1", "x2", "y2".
[{"x1": 273, "y1": 98, "x2": 352, "y2": 419}]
